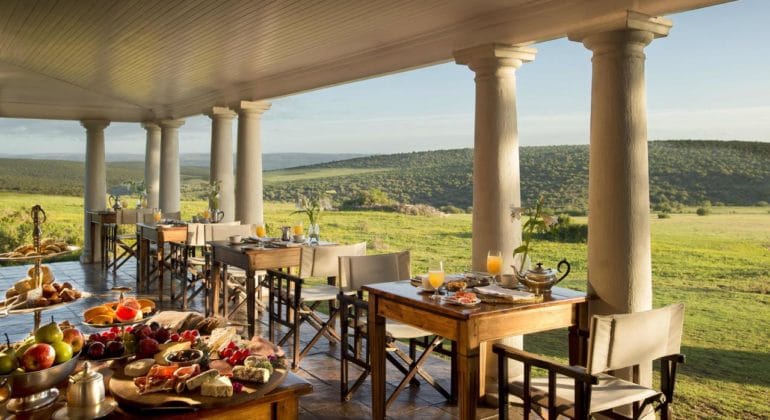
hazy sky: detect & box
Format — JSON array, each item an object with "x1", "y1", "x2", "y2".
[{"x1": 0, "y1": 0, "x2": 767, "y2": 155}]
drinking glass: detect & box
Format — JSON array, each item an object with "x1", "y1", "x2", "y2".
[
  {"x1": 255, "y1": 224, "x2": 267, "y2": 238},
  {"x1": 152, "y1": 208, "x2": 162, "y2": 223},
  {"x1": 202, "y1": 208, "x2": 211, "y2": 221},
  {"x1": 292, "y1": 221, "x2": 304, "y2": 235},
  {"x1": 487, "y1": 250, "x2": 502, "y2": 284},
  {"x1": 428, "y1": 261, "x2": 445, "y2": 300}
]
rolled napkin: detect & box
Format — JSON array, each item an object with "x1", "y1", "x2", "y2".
[{"x1": 473, "y1": 285, "x2": 540, "y2": 303}]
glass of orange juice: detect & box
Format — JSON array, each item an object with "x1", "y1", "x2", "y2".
[
  {"x1": 292, "y1": 221, "x2": 303, "y2": 235},
  {"x1": 487, "y1": 250, "x2": 502, "y2": 284},
  {"x1": 256, "y1": 223, "x2": 267, "y2": 238},
  {"x1": 152, "y1": 208, "x2": 162, "y2": 223},
  {"x1": 428, "y1": 261, "x2": 445, "y2": 300}
]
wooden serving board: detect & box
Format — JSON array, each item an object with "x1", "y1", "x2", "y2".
[{"x1": 108, "y1": 361, "x2": 287, "y2": 410}]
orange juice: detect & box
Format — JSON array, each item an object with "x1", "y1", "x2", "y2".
[
  {"x1": 256, "y1": 225, "x2": 267, "y2": 237},
  {"x1": 292, "y1": 222, "x2": 303, "y2": 235},
  {"x1": 152, "y1": 210, "x2": 162, "y2": 223},
  {"x1": 486, "y1": 254, "x2": 502, "y2": 276},
  {"x1": 202, "y1": 208, "x2": 211, "y2": 220},
  {"x1": 428, "y1": 270, "x2": 445, "y2": 289}
]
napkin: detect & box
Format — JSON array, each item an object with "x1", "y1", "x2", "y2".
[{"x1": 473, "y1": 285, "x2": 537, "y2": 303}]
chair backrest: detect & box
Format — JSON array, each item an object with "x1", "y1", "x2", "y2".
[
  {"x1": 586, "y1": 303, "x2": 685, "y2": 374},
  {"x1": 117, "y1": 208, "x2": 138, "y2": 225},
  {"x1": 204, "y1": 223, "x2": 253, "y2": 242},
  {"x1": 299, "y1": 242, "x2": 367, "y2": 280},
  {"x1": 338, "y1": 251, "x2": 411, "y2": 292}
]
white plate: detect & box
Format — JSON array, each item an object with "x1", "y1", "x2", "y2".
[
  {"x1": 442, "y1": 296, "x2": 481, "y2": 307},
  {"x1": 415, "y1": 286, "x2": 436, "y2": 294}
]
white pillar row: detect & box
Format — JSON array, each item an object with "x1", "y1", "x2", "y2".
[
  {"x1": 454, "y1": 44, "x2": 535, "y2": 401},
  {"x1": 80, "y1": 119, "x2": 110, "y2": 263},
  {"x1": 235, "y1": 100, "x2": 271, "y2": 225},
  {"x1": 142, "y1": 122, "x2": 161, "y2": 209},
  {"x1": 206, "y1": 107, "x2": 237, "y2": 222},
  {"x1": 158, "y1": 119, "x2": 185, "y2": 214},
  {"x1": 569, "y1": 12, "x2": 671, "y2": 390}
]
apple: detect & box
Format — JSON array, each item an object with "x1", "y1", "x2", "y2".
[
  {"x1": 62, "y1": 329, "x2": 85, "y2": 353},
  {"x1": 22, "y1": 343, "x2": 56, "y2": 371},
  {"x1": 51, "y1": 341, "x2": 73, "y2": 364}
]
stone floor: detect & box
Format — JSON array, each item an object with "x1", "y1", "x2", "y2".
[{"x1": 0, "y1": 260, "x2": 527, "y2": 419}]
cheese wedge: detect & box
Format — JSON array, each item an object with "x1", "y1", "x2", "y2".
[
  {"x1": 124, "y1": 359, "x2": 156, "y2": 377},
  {"x1": 201, "y1": 375, "x2": 233, "y2": 398},
  {"x1": 185, "y1": 369, "x2": 220, "y2": 391},
  {"x1": 232, "y1": 366, "x2": 270, "y2": 384}
]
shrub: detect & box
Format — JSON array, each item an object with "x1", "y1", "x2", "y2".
[
  {"x1": 440, "y1": 205, "x2": 465, "y2": 214},
  {"x1": 658, "y1": 212, "x2": 671, "y2": 219},
  {"x1": 696, "y1": 207, "x2": 710, "y2": 216},
  {"x1": 756, "y1": 201, "x2": 769, "y2": 207},
  {"x1": 395, "y1": 204, "x2": 443, "y2": 217}
]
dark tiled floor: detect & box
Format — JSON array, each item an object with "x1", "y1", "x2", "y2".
[{"x1": 0, "y1": 260, "x2": 525, "y2": 419}]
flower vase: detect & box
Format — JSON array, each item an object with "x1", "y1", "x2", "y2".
[{"x1": 308, "y1": 223, "x2": 320, "y2": 244}]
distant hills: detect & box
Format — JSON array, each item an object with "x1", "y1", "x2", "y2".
[
  {"x1": 1, "y1": 141, "x2": 768, "y2": 210},
  {"x1": 0, "y1": 153, "x2": 366, "y2": 170}
]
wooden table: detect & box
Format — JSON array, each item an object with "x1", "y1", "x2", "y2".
[
  {"x1": 137, "y1": 222, "x2": 188, "y2": 302},
  {"x1": 364, "y1": 281, "x2": 588, "y2": 420},
  {"x1": 0, "y1": 370, "x2": 312, "y2": 420},
  {"x1": 86, "y1": 210, "x2": 116, "y2": 267},
  {"x1": 209, "y1": 241, "x2": 302, "y2": 337}
]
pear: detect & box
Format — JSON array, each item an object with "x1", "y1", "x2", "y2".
[
  {"x1": 34, "y1": 316, "x2": 63, "y2": 344},
  {"x1": 0, "y1": 333, "x2": 19, "y2": 374}
]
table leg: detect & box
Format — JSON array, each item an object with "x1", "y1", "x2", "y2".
[
  {"x1": 369, "y1": 295, "x2": 386, "y2": 420},
  {"x1": 457, "y1": 329, "x2": 480, "y2": 419},
  {"x1": 212, "y1": 258, "x2": 222, "y2": 317},
  {"x1": 158, "y1": 243, "x2": 164, "y2": 302},
  {"x1": 247, "y1": 270, "x2": 256, "y2": 338}
]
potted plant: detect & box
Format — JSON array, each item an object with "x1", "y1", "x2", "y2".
[{"x1": 292, "y1": 190, "x2": 335, "y2": 243}]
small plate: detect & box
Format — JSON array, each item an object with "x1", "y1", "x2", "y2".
[
  {"x1": 442, "y1": 296, "x2": 481, "y2": 307},
  {"x1": 415, "y1": 286, "x2": 436, "y2": 294},
  {"x1": 228, "y1": 240, "x2": 244, "y2": 245},
  {"x1": 53, "y1": 397, "x2": 117, "y2": 420}
]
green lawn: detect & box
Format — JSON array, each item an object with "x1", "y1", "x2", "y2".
[
  {"x1": 264, "y1": 167, "x2": 391, "y2": 184},
  {"x1": 1, "y1": 193, "x2": 768, "y2": 418}
]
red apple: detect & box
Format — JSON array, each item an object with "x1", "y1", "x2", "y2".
[
  {"x1": 62, "y1": 329, "x2": 85, "y2": 353},
  {"x1": 22, "y1": 343, "x2": 56, "y2": 371}
]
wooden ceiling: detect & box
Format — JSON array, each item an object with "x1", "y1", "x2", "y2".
[{"x1": 0, "y1": 0, "x2": 725, "y2": 122}]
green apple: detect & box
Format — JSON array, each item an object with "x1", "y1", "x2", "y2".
[
  {"x1": 0, "y1": 351, "x2": 18, "y2": 375},
  {"x1": 51, "y1": 341, "x2": 73, "y2": 364}
]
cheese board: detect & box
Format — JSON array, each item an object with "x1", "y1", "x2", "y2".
[{"x1": 108, "y1": 360, "x2": 287, "y2": 410}]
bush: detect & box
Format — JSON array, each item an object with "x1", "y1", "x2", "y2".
[
  {"x1": 440, "y1": 205, "x2": 465, "y2": 214},
  {"x1": 395, "y1": 204, "x2": 443, "y2": 217},
  {"x1": 756, "y1": 201, "x2": 769, "y2": 207},
  {"x1": 658, "y1": 212, "x2": 671, "y2": 219},
  {"x1": 696, "y1": 207, "x2": 710, "y2": 216}
]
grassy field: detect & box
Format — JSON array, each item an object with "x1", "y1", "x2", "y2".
[{"x1": 1, "y1": 193, "x2": 768, "y2": 418}]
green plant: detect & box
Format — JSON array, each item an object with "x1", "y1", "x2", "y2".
[
  {"x1": 292, "y1": 190, "x2": 335, "y2": 227},
  {"x1": 511, "y1": 197, "x2": 553, "y2": 272},
  {"x1": 696, "y1": 207, "x2": 711, "y2": 216},
  {"x1": 205, "y1": 180, "x2": 222, "y2": 210}
]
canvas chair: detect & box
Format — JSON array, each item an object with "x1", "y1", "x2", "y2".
[
  {"x1": 203, "y1": 223, "x2": 256, "y2": 318},
  {"x1": 104, "y1": 208, "x2": 150, "y2": 273},
  {"x1": 494, "y1": 303, "x2": 686, "y2": 420},
  {"x1": 266, "y1": 242, "x2": 367, "y2": 370},
  {"x1": 338, "y1": 252, "x2": 453, "y2": 407}
]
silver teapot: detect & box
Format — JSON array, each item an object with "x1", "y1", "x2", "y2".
[
  {"x1": 513, "y1": 259, "x2": 571, "y2": 295},
  {"x1": 108, "y1": 194, "x2": 123, "y2": 211},
  {"x1": 67, "y1": 362, "x2": 105, "y2": 407}
]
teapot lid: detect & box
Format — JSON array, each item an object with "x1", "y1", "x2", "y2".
[
  {"x1": 530, "y1": 262, "x2": 558, "y2": 275},
  {"x1": 70, "y1": 362, "x2": 101, "y2": 383}
]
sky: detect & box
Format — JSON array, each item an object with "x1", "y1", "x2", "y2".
[{"x1": 0, "y1": 0, "x2": 768, "y2": 156}]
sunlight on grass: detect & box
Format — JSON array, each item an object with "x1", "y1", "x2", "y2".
[{"x1": 1, "y1": 193, "x2": 769, "y2": 418}]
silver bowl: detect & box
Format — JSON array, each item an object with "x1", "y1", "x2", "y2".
[
  {"x1": 164, "y1": 349, "x2": 203, "y2": 367},
  {"x1": 1, "y1": 352, "x2": 80, "y2": 398}
]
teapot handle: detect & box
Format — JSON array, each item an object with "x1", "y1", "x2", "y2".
[
  {"x1": 215, "y1": 210, "x2": 224, "y2": 223},
  {"x1": 556, "y1": 258, "x2": 571, "y2": 284},
  {"x1": 108, "y1": 195, "x2": 115, "y2": 206}
]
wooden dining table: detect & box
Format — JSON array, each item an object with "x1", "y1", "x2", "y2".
[
  {"x1": 209, "y1": 241, "x2": 303, "y2": 337},
  {"x1": 363, "y1": 281, "x2": 588, "y2": 420},
  {"x1": 136, "y1": 222, "x2": 188, "y2": 302},
  {"x1": 86, "y1": 209, "x2": 116, "y2": 267}
]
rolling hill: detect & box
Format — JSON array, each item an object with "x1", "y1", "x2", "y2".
[{"x1": 1, "y1": 141, "x2": 768, "y2": 210}]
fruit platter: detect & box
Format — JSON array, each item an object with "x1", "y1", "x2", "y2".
[
  {"x1": 82, "y1": 297, "x2": 156, "y2": 327},
  {"x1": 108, "y1": 326, "x2": 288, "y2": 410},
  {"x1": 0, "y1": 317, "x2": 84, "y2": 412}
]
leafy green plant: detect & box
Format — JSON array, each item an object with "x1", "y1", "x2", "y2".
[
  {"x1": 292, "y1": 190, "x2": 335, "y2": 227},
  {"x1": 205, "y1": 180, "x2": 222, "y2": 210},
  {"x1": 511, "y1": 197, "x2": 553, "y2": 272}
]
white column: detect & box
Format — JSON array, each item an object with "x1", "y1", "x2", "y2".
[
  {"x1": 158, "y1": 119, "x2": 185, "y2": 214},
  {"x1": 570, "y1": 12, "x2": 671, "y2": 390},
  {"x1": 235, "y1": 100, "x2": 271, "y2": 225},
  {"x1": 206, "y1": 107, "x2": 237, "y2": 222},
  {"x1": 80, "y1": 119, "x2": 110, "y2": 263},
  {"x1": 142, "y1": 122, "x2": 161, "y2": 209},
  {"x1": 455, "y1": 44, "x2": 535, "y2": 401}
]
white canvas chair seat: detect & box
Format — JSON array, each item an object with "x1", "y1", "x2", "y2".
[
  {"x1": 267, "y1": 242, "x2": 367, "y2": 370},
  {"x1": 352, "y1": 318, "x2": 432, "y2": 340},
  {"x1": 494, "y1": 303, "x2": 686, "y2": 420},
  {"x1": 510, "y1": 371, "x2": 660, "y2": 417}
]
